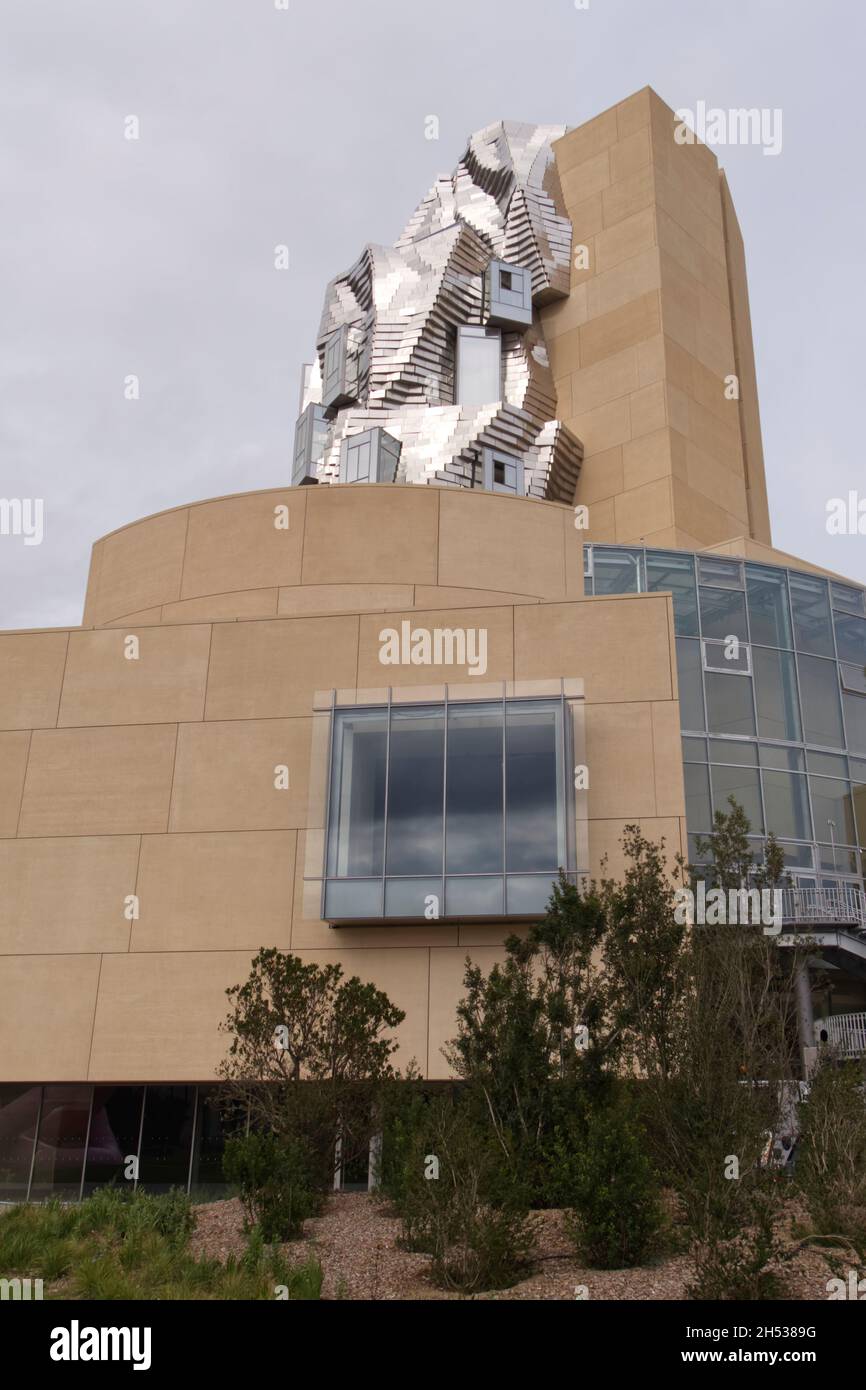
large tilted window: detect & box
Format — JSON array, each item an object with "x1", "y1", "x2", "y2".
[{"x1": 323, "y1": 696, "x2": 573, "y2": 922}]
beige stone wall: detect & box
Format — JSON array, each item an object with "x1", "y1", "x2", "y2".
[
  {"x1": 542, "y1": 86, "x2": 771, "y2": 552},
  {"x1": 80, "y1": 485, "x2": 586, "y2": 630},
  {"x1": 0, "y1": 486, "x2": 685, "y2": 1084}
]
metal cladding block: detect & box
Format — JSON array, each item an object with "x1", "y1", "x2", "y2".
[
  {"x1": 304, "y1": 120, "x2": 583, "y2": 498},
  {"x1": 482, "y1": 447, "x2": 525, "y2": 496},
  {"x1": 485, "y1": 260, "x2": 533, "y2": 329},
  {"x1": 339, "y1": 427, "x2": 402, "y2": 484},
  {"x1": 321, "y1": 324, "x2": 368, "y2": 411},
  {"x1": 292, "y1": 403, "x2": 329, "y2": 486},
  {"x1": 525, "y1": 420, "x2": 583, "y2": 505}
]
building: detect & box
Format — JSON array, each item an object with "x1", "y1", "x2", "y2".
[{"x1": 1, "y1": 87, "x2": 864, "y2": 1201}]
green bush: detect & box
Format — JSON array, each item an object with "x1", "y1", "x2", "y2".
[
  {"x1": 797, "y1": 1058, "x2": 866, "y2": 1259},
  {"x1": 563, "y1": 1103, "x2": 662, "y2": 1268},
  {"x1": 222, "y1": 1132, "x2": 324, "y2": 1242},
  {"x1": 390, "y1": 1095, "x2": 535, "y2": 1291}
]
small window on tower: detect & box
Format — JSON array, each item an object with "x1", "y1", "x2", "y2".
[
  {"x1": 493, "y1": 458, "x2": 506, "y2": 486},
  {"x1": 499, "y1": 269, "x2": 513, "y2": 291}
]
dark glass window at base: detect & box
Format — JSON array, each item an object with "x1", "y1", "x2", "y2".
[
  {"x1": 138, "y1": 1085, "x2": 197, "y2": 1193},
  {"x1": 29, "y1": 1084, "x2": 92, "y2": 1201},
  {"x1": 83, "y1": 1086, "x2": 145, "y2": 1196},
  {"x1": 0, "y1": 1085, "x2": 41, "y2": 1201},
  {"x1": 190, "y1": 1088, "x2": 242, "y2": 1200}
]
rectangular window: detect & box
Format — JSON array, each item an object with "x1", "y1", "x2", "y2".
[
  {"x1": 790, "y1": 572, "x2": 835, "y2": 657},
  {"x1": 385, "y1": 707, "x2": 445, "y2": 876},
  {"x1": 327, "y1": 710, "x2": 387, "y2": 878},
  {"x1": 762, "y1": 770, "x2": 812, "y2": 841},
  {"x1": 746, "y1": 564, "x2": 793, "y2": 648},
  {"x1": 699, "y1": 585, "x2": 748, "y2": 643},
  {"x1": 809, "y1": 777, "x2": 857, "y2": 847},
  {"x1": 646, "y1": 551, "x2": 699, "y2": 636},
  {"x1": 482, "y1": 448, "x2": 524, "y2": 495},
  {"x1": 702, "y1": 639, "x2": 751, "y2": 674},
  {"x1": 682, "y1": 736, "x2": 708, "y2": 762},
  {"x1": 322, "y1": 324, "x2": 357, "y2": 410},
  {"x1": 841, "y1": 663, "x2": 866, "y2": 695},
  {"x1": 0, "y1": 1085, "x2": 41, "y2": 1201},
  {"x1": 456, "y1": 326, "x2": 502, "y2": 405},
  {"x1": 705, "y1": 670, "x2": 756, "y2": 737},
  {"x1": 29, "y1": 1084, "x2": 92, "y2": 1201},
  {"x1": 676, "y1": 638, "x2": 706, "y2": 731},
  {"x1": 797, "y1": 653, "x2": 845, "y2": 749},
  {"x1": 776, "y1": 841, "x2": 814, "y2": 871},
  {"x1": 834, "y1": 612, "x2": 866, "y2": 667},
  {"x1": 684, "y1": 762, "x2": 712, "y2": 831},
  {"x1": 594, "y1": 547, "x2": 642, "y2": 595},
  {"x1": 324, "y1": 697, "x2": 572, "y2": 922},
  {"x1": 752, "y1": 647, "x2": 802, "y2": 741},
  {"x1": 506, "y1": 700, "x2": 565, "y2": 872},
  {"x1": 698, "y1": 557, "x2": 744, "y2": 589},
  {"x1": 708, "y1": 739, "x2": 757, "y2": 765},
  {"x1": 844, "y1": 692, "x2": 866, "y2": 755},
  {"x1": 831, "y1": 582, "x2": 866, "y2": 617},
  {"x1": 138, "y1": 1085, "x2": 197, "y2": 1194},
  {"x1": 759, "y1": 743, "x2": 805, "y2": 772},
  {"x1": 445, "y1": 704, "x2": 502, "y2": 873},
  {"x1": 711, "y1": 764, "x2": 763, "y2": 831},
  {"x1": 82, "y1": 1086, "x2": 146, "y2": 1197},
  {"x1": 806, "y1": 750, "x2": 848, "y2": 778}
]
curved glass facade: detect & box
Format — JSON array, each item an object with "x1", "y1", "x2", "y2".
[{"x1": 585, "y1": 545, "x2": 866, "y2": 899}]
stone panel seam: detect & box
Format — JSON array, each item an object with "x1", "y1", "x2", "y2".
[
  {"x1": 165, "y1": 723, "x2": 181, "y2": 834},
  {"x1": 178, "y1": 506, "x2": 191, "y2": 603},
  {"x1": 84, "y1": 953, "x2": 104, "y2": 1082},
  {"x1": 201, "y1": 623, "x2": 215, "y2": 722},
  {"x1": 127, "y1": 834, "x2": 144, "y2": 953},
  {"x1": 53, "y1": 631, "x2": 71, "y2": 729},
  {"x1": 13, "y1": 730, "x2": 33, "y2": 839}
]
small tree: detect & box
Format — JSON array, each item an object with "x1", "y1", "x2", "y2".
[
  {"x1": 602, "y1": 826, "x2": 688, "y2": 1082},
  {"x1": 219, "y1": 949, "x2": 406, "y2": 1187},
  {"x1": 444, "y1": 872, "x2": 615, "y2": 1183},
  {"x1": 642, "y1": 801, "x2": 805, "y2": 1297}
]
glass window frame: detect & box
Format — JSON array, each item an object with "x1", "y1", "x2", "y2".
[{"x1": 322, "y1": 690, "x2": 579, "y2": 923}]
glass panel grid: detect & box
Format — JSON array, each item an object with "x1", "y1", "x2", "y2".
[{"x1": 325, "y1": 695, "x2": 574, "y2": 921}]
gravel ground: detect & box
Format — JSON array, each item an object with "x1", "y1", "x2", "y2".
[{"x1": 188, "y1": 1193, "x2": 841, "y2": 1301}]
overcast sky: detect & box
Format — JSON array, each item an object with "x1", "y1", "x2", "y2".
[{"x1": 1, "y1": 0, "x2": 864, "y2": 630}]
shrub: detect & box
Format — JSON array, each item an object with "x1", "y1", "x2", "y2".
[
  {"x1": 688, "y1": 1187, "x2": 784, "y2": 1301},
  {"x1": 222, "y1": 1132, "x2": 324, "y2": 1242},
  {"x1": 81, "y1": 1185, "x2": 194, "y2": 1246},
  {"x1": 563, "y1": 1103, "x2": 662, "y2": 1268},
  {"x1": 797, "y1": 1057, "x2": 866, "y2": 1259},
  {"x1": 392, "y1": 1095, "x2": 535, "y2": 1291}
]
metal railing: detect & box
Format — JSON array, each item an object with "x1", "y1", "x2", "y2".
[
  {"x1": 816, "y1": 1011, "x2": 866, "y2": 1058},
  {"x1": 780, "y1": 885, "x2": 866, "y2": 929}
]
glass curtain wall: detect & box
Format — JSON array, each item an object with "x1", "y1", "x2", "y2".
[{"x1": 586, "y1": 545, "x2": 866, "y2": 882}]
